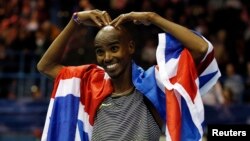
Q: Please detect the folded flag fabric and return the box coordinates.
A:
[154,33,221,141]
[41,65,113,141]
[41,32,221,141]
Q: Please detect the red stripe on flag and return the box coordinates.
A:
[166,49,199,141]
[166,88,181,141]
[80,69,113,125]
[197,49,214,75]
[51,65,91,98]
[176,49,198,102]
[52,65,113,125]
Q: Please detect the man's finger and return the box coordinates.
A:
[91,10,106,25]
[110,17,119,26]
[90,15,103,27]
[98,11,108,25]
[102,11,111,25]
[111,14,125,27]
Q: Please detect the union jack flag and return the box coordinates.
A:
[41,32,220,141]
[153,33,221,141]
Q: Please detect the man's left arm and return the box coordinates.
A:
[111,12,209,64]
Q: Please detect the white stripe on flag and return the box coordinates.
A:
[174,83,204,140]
[77,103,93,141]
[41,99,54,141]
[200,36,213,62]
[55,77,81,97]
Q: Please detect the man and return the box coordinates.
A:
[38,10,220,141]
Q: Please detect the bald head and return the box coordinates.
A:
[93,25,135,79]
[94,25,131,45]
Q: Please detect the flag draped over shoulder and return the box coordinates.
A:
[154,33,221,141]
[41,32,220,141]
[41,65,113,141]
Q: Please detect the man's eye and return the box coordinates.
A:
[111,46,119,52]
[95,49,104,56]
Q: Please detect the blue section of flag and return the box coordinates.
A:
[47,94,79,141]
[180,97,201,141]
[199,71,218,89]
[164,33,183,62]
[132,63,166,120]
[78,120,89,141]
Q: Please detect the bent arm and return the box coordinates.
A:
[111,12,209,64]
[149,13,208,63]
[37,10,111,79]
[37,19,78,79]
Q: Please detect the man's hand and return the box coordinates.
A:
[75,9,112,27]
[111,12,156,27]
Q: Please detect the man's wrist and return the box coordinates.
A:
[147,12,157,23]
[72,12,82,25]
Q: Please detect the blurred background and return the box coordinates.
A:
[0,0,250,140]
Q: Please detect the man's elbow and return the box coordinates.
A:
[192,42,209,64]
[200,43,208,57]
[36,62,52,77]
[37,62,61,79]
[37,62,45,73]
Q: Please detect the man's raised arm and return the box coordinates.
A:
[111,12,208,64]
[37,10,111,79]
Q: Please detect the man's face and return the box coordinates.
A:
[94,26,134,79]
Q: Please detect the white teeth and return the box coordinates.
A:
[107,64,117,69]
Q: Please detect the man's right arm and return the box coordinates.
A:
[37,18,78,79]
[37,10,111,79]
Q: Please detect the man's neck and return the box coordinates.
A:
[111,76,133,94]
[111,65,133,94]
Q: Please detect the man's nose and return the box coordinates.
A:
[104,52,112,63]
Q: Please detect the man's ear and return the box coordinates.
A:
[128,40,135,54]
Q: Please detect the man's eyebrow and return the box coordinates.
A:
[94,46,101,49]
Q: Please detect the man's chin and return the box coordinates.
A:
[106,72,119,79]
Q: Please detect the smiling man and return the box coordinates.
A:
[94,25,134,80]
[37,10,220,141]
[92,25,162,140]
